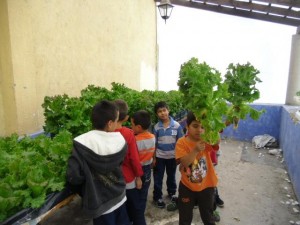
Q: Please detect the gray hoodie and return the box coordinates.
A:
[66,130,127,218]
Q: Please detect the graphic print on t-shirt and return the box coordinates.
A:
[187,157,207,183]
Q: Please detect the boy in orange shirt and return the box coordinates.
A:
[131,110,156,225]
[175,111,218,225]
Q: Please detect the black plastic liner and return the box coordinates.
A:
[0,188,74,225]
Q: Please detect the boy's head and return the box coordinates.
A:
[131,110,151,134]
[186,111,197,126]
[154,101,169,121]
[91,100,119,131]
[186,111,204,141]
[114,99,129,122]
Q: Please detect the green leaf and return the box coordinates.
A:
[178,58,228,144]
[0,131,73,222]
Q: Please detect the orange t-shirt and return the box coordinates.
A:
[175,137,218,192]
[135,131,155,166]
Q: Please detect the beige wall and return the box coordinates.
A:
[0,0,158,136]
[0,0,18,136]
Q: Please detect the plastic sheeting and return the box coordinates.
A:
[252,134,278,149]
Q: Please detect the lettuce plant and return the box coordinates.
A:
[178,58,264,144]
[224,63,265,128]
[178,58,229,144]
[0,130,72,222]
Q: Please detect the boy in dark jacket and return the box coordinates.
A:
[66,100,130,225]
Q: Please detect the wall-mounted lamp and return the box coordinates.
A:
[157,0,174,23]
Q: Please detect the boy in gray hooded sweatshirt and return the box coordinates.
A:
[66,100,130,225]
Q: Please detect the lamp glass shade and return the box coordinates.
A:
[158,2,174,20]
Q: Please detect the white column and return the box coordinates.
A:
[286,27,300,106]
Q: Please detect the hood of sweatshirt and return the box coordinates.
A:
[73,130,127,173]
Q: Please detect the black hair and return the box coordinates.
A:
[154,101,169,114]
[132,110,151,130]
[91,100,118,130]
[186,111,197,126]
[114,99,128,121]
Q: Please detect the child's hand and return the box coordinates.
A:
[180,165,191,176]
[212,143,220,151]
[152,157,156,168]
[136,177,142,189]
[195,141,205,153]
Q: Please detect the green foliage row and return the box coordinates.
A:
[178,58,265,144]
[0,130,73,222]
[42,82,186,137]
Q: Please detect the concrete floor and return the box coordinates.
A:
[15,140,300,225]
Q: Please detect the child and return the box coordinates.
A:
[131,110,156,225]
[114,99,144,225]
[210,142,223,222]
[211,128,225,208]
[66,100,130,225]
[175,111,218,225]
[211,144,224,207]
[152,101,184,208]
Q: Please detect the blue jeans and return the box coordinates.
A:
[93,202,130,225]
[153,157,177,201]
[126,164,151,225]
[140,164,152,212]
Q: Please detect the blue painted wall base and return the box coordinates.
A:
[221,104,300,201]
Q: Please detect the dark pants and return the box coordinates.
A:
[140,164,152,214]
[153,157,177,201]
[126,165,152,225]
[213,187,219,210]
[178,182,216,225]
[93,202,130,225]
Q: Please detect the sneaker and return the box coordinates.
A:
[213,210,220,222]
[166,195,178,211]
[166,202,177,211]
[216,196,224,207]
[153,199,166,208]
[170,195,178,203]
